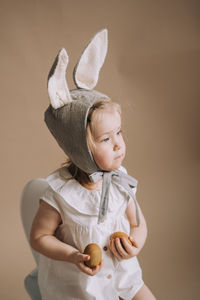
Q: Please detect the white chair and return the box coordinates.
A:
[20,178,49,300]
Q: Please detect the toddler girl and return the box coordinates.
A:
[29,29,156,300]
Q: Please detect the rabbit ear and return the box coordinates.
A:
[73,29,108,90]
[48,48,72,109]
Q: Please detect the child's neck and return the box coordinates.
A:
[82,179,102,191]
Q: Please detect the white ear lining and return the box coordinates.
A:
[73,29,108,90]
[48,48,72,109]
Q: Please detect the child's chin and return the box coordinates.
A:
[110,162,123,171]
[103,166,120,172]
[100,160,123,172]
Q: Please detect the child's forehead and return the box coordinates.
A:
[91,109,121,137]
[92,107,121,122]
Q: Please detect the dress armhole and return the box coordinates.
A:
[127,186,138,206]
[40,186,61,214]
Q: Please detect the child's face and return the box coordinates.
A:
[90,109,126,171]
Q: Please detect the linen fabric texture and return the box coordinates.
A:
[44,29,141,224]
[45,89,109,174]
[45,29,109,175]
[37,166,144,300]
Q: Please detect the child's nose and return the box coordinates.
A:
[113,142,121,151]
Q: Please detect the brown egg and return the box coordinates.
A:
[110,231,132,245]
[84,243,102,268]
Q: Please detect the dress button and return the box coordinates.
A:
[107,274,112,279]
[103,246,108,251]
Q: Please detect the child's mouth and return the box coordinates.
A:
[115,154,123,160]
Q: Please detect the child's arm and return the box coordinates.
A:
[30,200,103,275]
[126,198,147,250]
[109,198,147,260]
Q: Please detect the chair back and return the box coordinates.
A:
[20,178,48,265]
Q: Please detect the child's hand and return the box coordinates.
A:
[109,236,139,260]
[72,251,103,276]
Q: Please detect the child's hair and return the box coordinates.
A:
[61,98,121,185]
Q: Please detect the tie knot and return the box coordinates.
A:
[89,169,140,225]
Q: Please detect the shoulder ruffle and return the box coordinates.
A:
[45,167,71,193]
[45,167,100,216]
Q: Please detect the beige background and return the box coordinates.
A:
[0,0,199,299]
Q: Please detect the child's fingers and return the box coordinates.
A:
[82,254,91,261]
[90,259,104,274]
[129,236,138,248]
[114,238,129,257]
[109,239,123,260]
[121,237,138,257]
[77,253,90,263]
[109,237,138,259]
[77,259,103,276]
[77,261,93,275]
[121,238,134,252]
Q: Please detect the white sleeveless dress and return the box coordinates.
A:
[38,167,144,300]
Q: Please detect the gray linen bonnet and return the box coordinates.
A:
[44,29,140,224]
[45,29,110,174]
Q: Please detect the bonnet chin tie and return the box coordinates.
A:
[89,170,140,225]
[45,30,140,226]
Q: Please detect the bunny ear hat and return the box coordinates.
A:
[45,29,110,174]
[45,29,140,225]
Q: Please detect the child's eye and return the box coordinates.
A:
[102,137,109,142]
[117,130,122,135]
